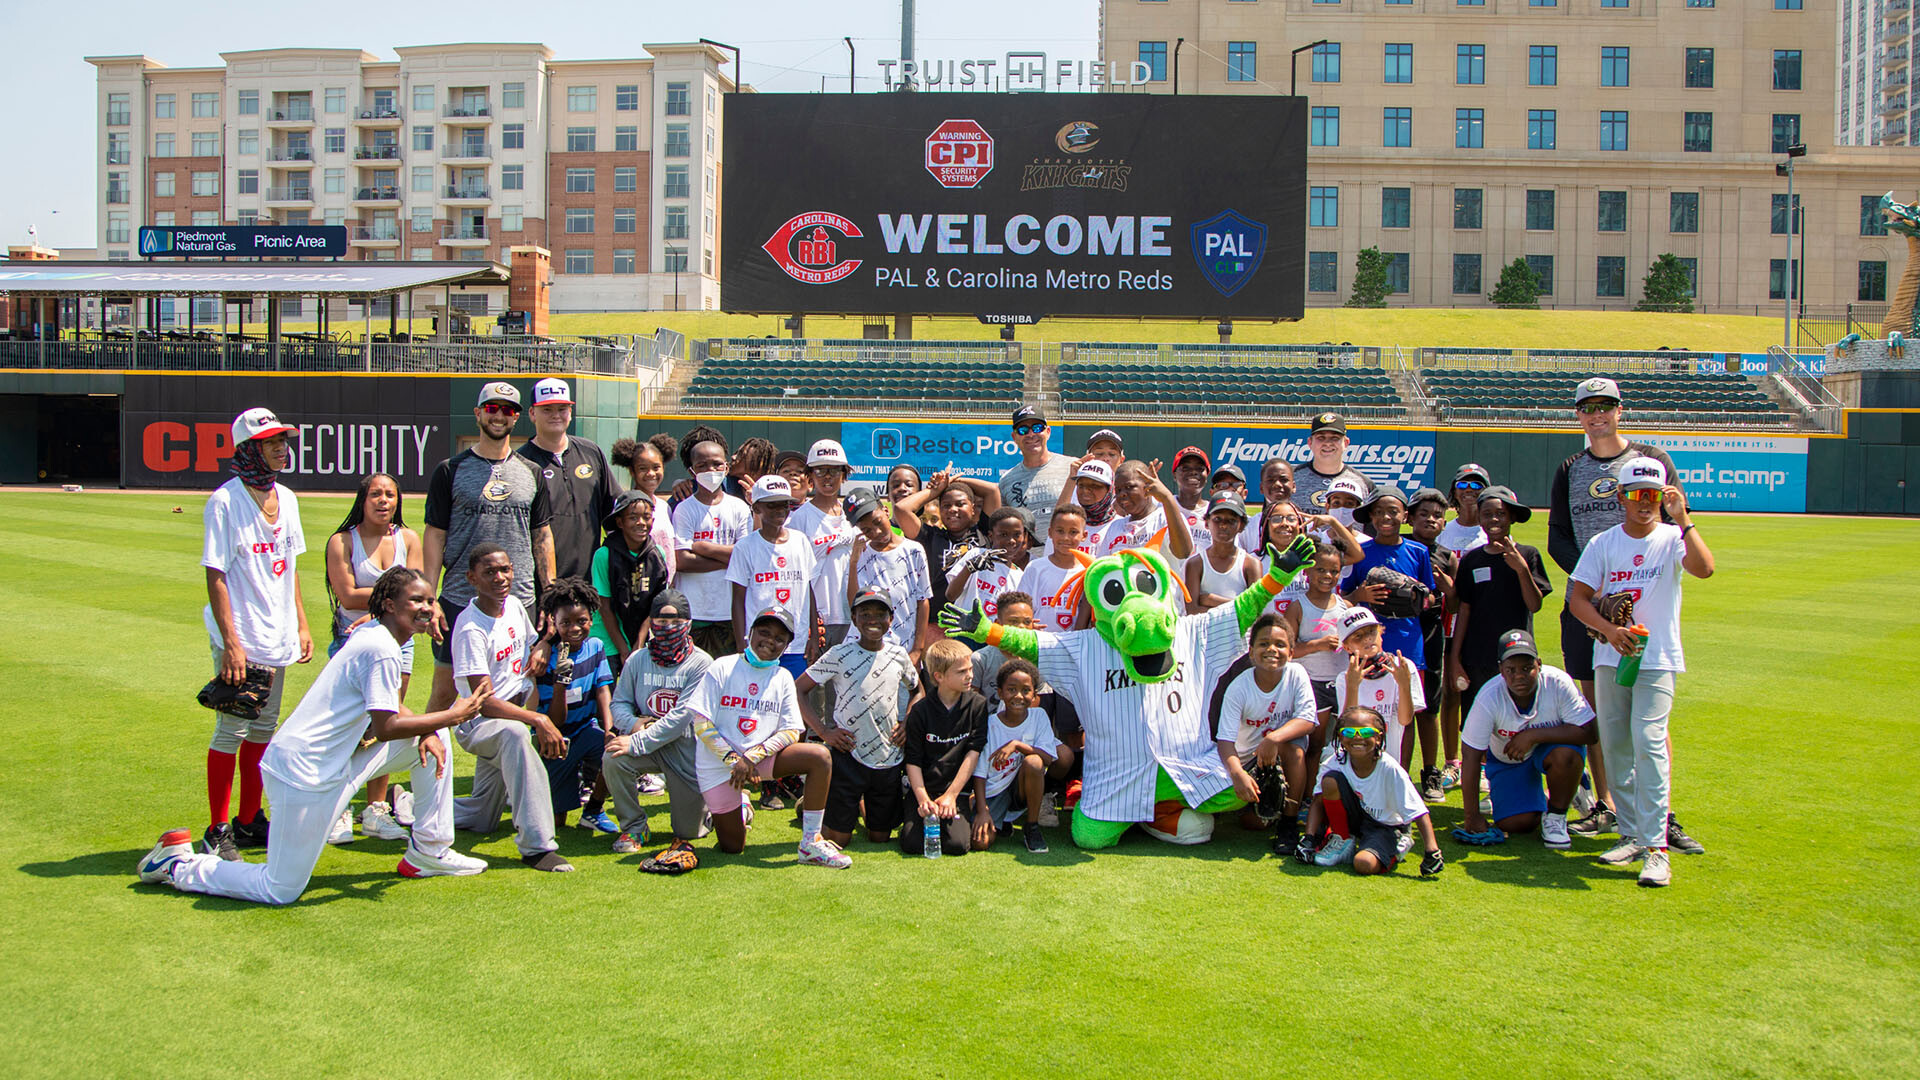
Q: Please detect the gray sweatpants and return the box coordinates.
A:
[206,648,286,752]
[1594,668,1674,849]
[603,745,710,841]
[452,717,557,856]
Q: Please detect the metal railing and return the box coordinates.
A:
[1416,346,1708,373]
[269,105,315,123]
[441,224,488,240]
[442,142,492,160]
[1061,341,1372,367]
[441,184,491,200]
[0,336,641,376]
[353,145,400,159]
[666,390,1017,419]
[443,103,493,118]
[706,338,1024,365]
[264,186,314,203]
[350,225,400,242]
[352,186,401,202]
[1766,345,1842,432]
[266,146,314,162]
[354,107,402,122]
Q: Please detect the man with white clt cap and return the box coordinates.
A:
[196,407,313,861]
[515,377,618,582]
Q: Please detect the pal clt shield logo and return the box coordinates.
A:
[1191,210,1267,298]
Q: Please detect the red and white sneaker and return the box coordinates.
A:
[138,828,195,884]
[397,843,488,878]
[797,835,851,869]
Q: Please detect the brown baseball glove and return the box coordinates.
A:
[1587,592,1636,641]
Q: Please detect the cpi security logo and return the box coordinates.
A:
[762,211,863,284]
[1191,210,1267,298]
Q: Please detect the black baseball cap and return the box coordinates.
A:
[1012,405,1046,427]
[774,449,807,471]
[845,489,885,523]
[1206,492,1248,521]
[1353,484,1408,528]
[1477,485,1533,522]
[1211,463,1247,485]
[850,587,894,614]
[1086,428,1123,452]
[603,489,653,528]
[1453,462,1491,486]
[1310,412,1347,436]
[751,607,795,636]
[1407,486,1448,512]
[1496,629,1540,662]
[649,589,691,620]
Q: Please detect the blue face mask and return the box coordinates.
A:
[742,647,780,669]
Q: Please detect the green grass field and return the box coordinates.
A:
[3,493,1915,1078]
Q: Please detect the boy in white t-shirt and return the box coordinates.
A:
[726,475,820,681]
[1457,630,1597,851]
[1331,607,1425,768]
[672,436,754,657]
[789,440,859,709]
[1297,707,1444,877]
[944,507,1029,619]
[845,490,932,658]
[1023,504,1088,633]
[1568,458,1714,888]
[795,589,919,848]
[970,658,1062,853]
[1214,614,1319,851]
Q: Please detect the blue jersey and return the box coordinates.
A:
[1341,536,1435,668]
[537,637,614,733]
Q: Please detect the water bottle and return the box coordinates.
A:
[1614,625,1650,687]
[923,814,942,859]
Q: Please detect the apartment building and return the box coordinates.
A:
[87,41,728,316]
[1837,0,1913,147]
[1103,0,1918,311]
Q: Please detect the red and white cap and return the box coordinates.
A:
[1075,459,1115,487]
[531,378,573,406]
[749,474,796,505]
[806,439,849,468]
[231,407,295,444]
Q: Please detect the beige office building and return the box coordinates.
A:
[1102,0,1919,312]
[87,42,729,316]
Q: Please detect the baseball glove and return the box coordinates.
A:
[1360,565,1429,620]
[197,663,276,720]
[1586,592,1636,642]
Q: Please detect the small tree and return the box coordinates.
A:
[1488,257,1542,309]
[1637,253,1696,313]
[1347,247,1391,308]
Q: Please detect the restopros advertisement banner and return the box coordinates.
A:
[1637,434,1808,513]
[839,420,1063,488]
[1211,426,1437,503]
[122,374,450,491]
[722,93,1307,320]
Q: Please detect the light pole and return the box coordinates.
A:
[1291,39,1331,98]
[846,37,855,93]
[1172,38,1184,95]
[1775,142,1806,348]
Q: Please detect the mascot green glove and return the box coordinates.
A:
[939,533,1320,849]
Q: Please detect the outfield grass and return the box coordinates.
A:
[2,493,1915,1078]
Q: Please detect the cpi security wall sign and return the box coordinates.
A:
[722,94,1307,320]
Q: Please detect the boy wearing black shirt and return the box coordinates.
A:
[1448,486,1551,714]
[899,639,989,856]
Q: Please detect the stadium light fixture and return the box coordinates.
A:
[1776,143,1807,347]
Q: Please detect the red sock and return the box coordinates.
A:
[237,741,269,823]
[1323,795,1351,839]
[207,749,237,826]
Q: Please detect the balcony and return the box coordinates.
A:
[442,103,493,120]
[266,146,315,165]
[105,189,129,205]
[264,186,315,206]
[1885,119,1910,142]
[353,107,402,126]
[441,184,491,203]
[349,224,401,245]
[267,105,315,126]
[1885,94,1909,118]
[440,224,489,244]
[351,185,402,205]
[105,110,130,127]
[106,149,130,165]
[353,144,401,160]
[1892,19,1913,39]
[1888,0,1911,17]
[442,142,492,160]
[1884,44,1910,71]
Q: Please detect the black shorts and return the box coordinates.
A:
[1311,679,1338,717]
[1329,770,1405,871]
[1560,606,1595,682]
[1460,664,1501,717]
[430,597,466,665]
[1418,667,1441,717]
[823,749,905,835]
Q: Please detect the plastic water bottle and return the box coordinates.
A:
[923,814,942,859]
[1614,626,1650,687]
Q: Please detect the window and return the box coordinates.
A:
[568,85,597,111]
[1860,260,1889,301]
[565,249,594,274]
[195,92,220,118]
[193,210,219,227]
[155,93,175,119]
[662,249,689,272]
[1457,45,1485,85]
[191,132,218,156]
[1863,195,1890,236]
[412,166,433,193]
[106,171,127,204]
[237,129,258,156]
[1601,0,1627,7]
[152,211,174,228]
[613,249,637,274]
[1773,50,1801,92]
[1772,194,1801,235]
[1529,46,1557,87]
[106,132,129,164]
[1771,114,1800,153]
[324,87,346,114]
[192,171,218,196]
[664,165,690,198]
[279,298,303,319]
[614,207,637,233]
[1684,112,1713,152]
[1453,254,1482,295]
[663,123,691,158]
[1309,186,1339,228]
[1386,253,1410,294]
[616,84,639,111]
[1597,256,1627,297]
[1138,42,1168,82]
[704,167,715,195]
[1528,110,1556,150]
[237,169,258,194]
[1312,43,1340,83]
[1601,47,1629,87]
[154,172,175,197]
[1382,187,1410,229]
[412,85,434,113]
[323,208,344,227]
[1228,42,1258,82]
[1670,192,1699,233]
[1526,189,1555,231]
[666,81,691,114]
[1384,43,1412,84]
[614,166,638,192]
[616,125,639,152]
[1769,258,1801,300]
[324,128,345,154]
[566,207,595,233]
[502,164,524,190]
[1775,0,1800,8]
[1455,109,1484,149]
[1454,188,1482,229]
[1526,254,1554,295]
[412,125,433,151]
[565,167,596,193]
[503,82,525,109]
[409,248,433,261]
[1383,108,1411,147]
[154,132,174,157]
[497,123,522,150]
[1600,111,1629,151]
[323,168,344,194]
[664,205,688,239]
[1597,189,1628,231]
[1308,251,1338,293]
[1685,48,1713,89]
[1687,0,1713,6]
[1458,0,1485,5]
[1311,107,1340,146]
[411,207,432,233]
[567,127,596,152]
[106,93,130,126]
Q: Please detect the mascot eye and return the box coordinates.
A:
[1100,576,1126,607]
[1132,566,1158,596]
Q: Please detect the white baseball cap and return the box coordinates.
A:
[1075,459,1115,487]
[1327,476,1368,501]
[1619,457,1668,491]
[476,381,521,408]
[749,474,796,505]
[806,439,849,468]
[1336,607,1381,641]
[231,407,295,444]
[531,378,573,407]
[1575,376,1622,405]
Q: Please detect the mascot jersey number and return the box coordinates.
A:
[941,534,1319,849]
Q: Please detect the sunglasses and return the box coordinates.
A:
[1337,726,1383,739]
[481,402,521,417]
[1454,479,1485,491]
[1621,487,1663,504]
[1013,423,1047,436]
[1578,401,1620,415]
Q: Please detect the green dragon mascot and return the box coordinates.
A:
[939,533,1320,849]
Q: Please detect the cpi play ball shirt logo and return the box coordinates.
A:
[926,119,994,188]
[763,212,863,284]
[1191,210,1268,298]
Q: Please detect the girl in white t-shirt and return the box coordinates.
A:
[1298,706,1443,878]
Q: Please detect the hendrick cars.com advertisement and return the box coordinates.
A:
[722,93,1307,320]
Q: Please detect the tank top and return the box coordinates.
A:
[1194,548,1248,600]
[334,526,408,636]
[1294,593,1350,682]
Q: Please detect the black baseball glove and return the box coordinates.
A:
[1360,565,1429,619]
[197,662,276,720]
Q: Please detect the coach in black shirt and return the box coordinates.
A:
[517,377,619,581]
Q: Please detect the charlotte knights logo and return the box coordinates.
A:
[1191,210,1267,298]
[763,212,863,284]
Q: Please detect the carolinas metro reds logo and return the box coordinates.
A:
[1633,554,1645,566]
[776,588,791,604]
[763,211,862,284]
[738,716,758,735]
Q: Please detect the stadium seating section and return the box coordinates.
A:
[1059,343,1399,418]
[682,339,1023,409]
[1421,368,1790,426]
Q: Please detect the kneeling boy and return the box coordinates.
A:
[1458,630,1596,851]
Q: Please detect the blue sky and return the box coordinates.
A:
[0,0,1099,251]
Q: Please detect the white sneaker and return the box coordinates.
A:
[1598,839,1647,865]
[1541,812,1572,850]
[1479,794,1494,815]
[396,843,487,878]
[1638,848,1671,887]
[138,828,195,884]
[1394,828,1414,857]
[1572,780,1596,816]
[325,808,355,844]
[1314,835,1356,867]
[1037,792,1060,828]
[361,801,407,840]
[392,786,415,826]
[797,835,852,868]
[637,773,666,795]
